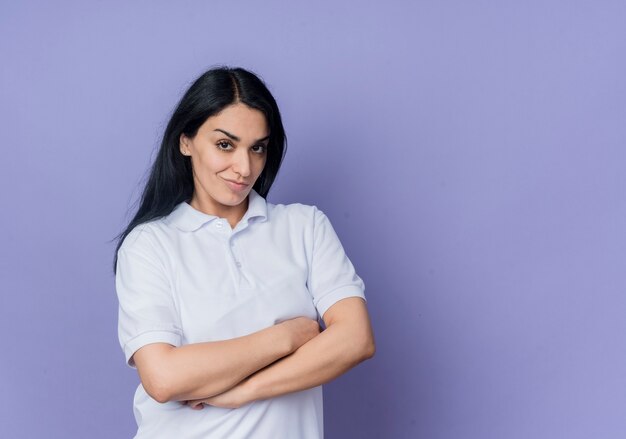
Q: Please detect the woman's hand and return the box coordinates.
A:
[183,317,320,410]
[280,316,321,352]
[184,378,254,410]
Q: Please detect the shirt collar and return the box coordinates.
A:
[165,188,268,232]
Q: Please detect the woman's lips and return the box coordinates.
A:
[223,178,249,192]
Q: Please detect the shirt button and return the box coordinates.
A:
[215,221,222,228]
[235,261,242,268]
[230,241,235,247]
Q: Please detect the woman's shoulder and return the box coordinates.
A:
[267,198,324,222]
[118,220,166,255]
[265,199,337,238]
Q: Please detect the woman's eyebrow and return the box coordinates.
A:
[214,128,270,143]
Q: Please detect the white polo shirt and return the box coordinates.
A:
[115,188,366,439]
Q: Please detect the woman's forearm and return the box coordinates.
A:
[193,298,375,408]
[246,316,375,402]
[134,317,319,403]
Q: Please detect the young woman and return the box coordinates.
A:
[113,66,375,438]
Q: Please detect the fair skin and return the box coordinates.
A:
[180,102,270,229]
[186,297,374,409]
[132,102,375,408]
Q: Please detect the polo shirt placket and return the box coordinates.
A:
[211,218,255,292]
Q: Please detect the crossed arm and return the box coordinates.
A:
[132,297,375,407]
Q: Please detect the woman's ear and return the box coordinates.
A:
[179,134,190,156]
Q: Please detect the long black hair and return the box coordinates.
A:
[111,66,287,274]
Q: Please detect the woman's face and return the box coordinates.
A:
[179,102,269,219]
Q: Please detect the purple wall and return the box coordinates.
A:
[2,1,625,437]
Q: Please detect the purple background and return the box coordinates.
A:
[1,1,625,438]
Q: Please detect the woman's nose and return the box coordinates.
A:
[232,150,251,178]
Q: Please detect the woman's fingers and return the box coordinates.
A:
[184,400,205,410]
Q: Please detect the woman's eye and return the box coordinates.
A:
[252,144,267,153]
[217,141,233,150]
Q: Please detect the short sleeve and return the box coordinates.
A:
[307,206,366,318]
[115,227,182,368]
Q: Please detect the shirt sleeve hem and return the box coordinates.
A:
[123,330,183,368]
[315,285,366,319]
